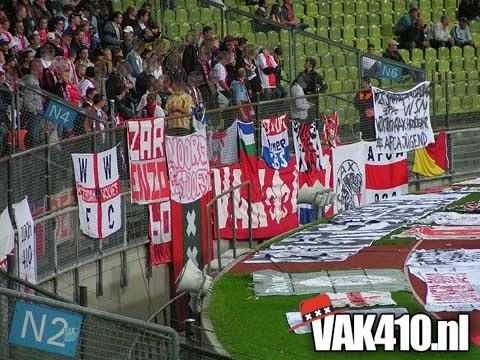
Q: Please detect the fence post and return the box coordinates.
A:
[230,191,237,259]
[9,90,17,155]
[247,182,253,249]
[289,28,295,87]
[7,254,15,289]
[45,133,51,211]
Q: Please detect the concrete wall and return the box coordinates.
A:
[41,245,171,321]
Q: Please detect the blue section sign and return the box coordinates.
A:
[376,61,403,82]
[9,300,83,357]
[44,101,77,129]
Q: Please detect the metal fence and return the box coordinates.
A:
[0,286,179,360]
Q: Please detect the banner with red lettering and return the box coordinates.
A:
[261,114,290,169]
[148,201,172,265]
[127,118,170,204]
[72,146,121,239]
[50,188,77,244]
[211,159,298,239]
[166,131,211,204]
[365,141,408,204]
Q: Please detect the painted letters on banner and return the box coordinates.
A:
[127,118,170,204]
[372,81,434,153]
[12,197,37,284]
[208,121,238,166]
[364,141,408,204]
[72,146,121,239]
[0,207,14,264]
[261,114,290,169]
[211,159,298,239]
[148,201,172,265]
[50,188,76,244]
[292,121,325,186]
[166,131,211,204]
[332,142,366,213]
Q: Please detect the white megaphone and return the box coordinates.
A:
[176,258,212,296]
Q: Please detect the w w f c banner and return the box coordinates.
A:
[72,146,121,239]
[372,82,434,153]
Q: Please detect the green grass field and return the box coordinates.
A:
[210,273,479,360]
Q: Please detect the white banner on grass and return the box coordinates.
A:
[12,197,37,284]
[372,81,434,153]
[72,146,122,239]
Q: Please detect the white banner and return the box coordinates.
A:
[72,146,121,239]
[372,81,434,153]
[332,142,366,213]
[12,197,37,284]
[0,207,15,263]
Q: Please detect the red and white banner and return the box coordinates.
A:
[31,197,47,257]
[148,201,172,265]
[0,207,14,266]
[211,159,298,239]
[50,188,77,244]
[365,141,408,204]
[166,131,211,204]
[72,146,121,239]
[398,225,480,240]
[208,121,238,166]
[127,118,170,204]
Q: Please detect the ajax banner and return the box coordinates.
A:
[372,82,434,153]
[72,146,121,239]
[127,118,170,204]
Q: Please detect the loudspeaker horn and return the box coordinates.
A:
[176,258,212,295]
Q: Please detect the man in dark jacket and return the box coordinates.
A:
[102,11,123,48]
[301,57,327,95]
[354,78,376,140]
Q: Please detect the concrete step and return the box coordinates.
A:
[208,248,250,271]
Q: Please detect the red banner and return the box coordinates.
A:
[211,159,298,239]
[127,118,170,204]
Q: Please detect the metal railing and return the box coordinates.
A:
[0,287,179,360]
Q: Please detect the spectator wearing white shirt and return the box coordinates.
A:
[291,74,312,121]
[212,51,233,107]
[256,44,278,100]
[431,15,454,48]
[451,17,474,47]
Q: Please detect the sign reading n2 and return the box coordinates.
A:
[72,146,121,239]
[9,301,83,357]
[127,118,170,204]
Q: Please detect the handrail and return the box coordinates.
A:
[206,181,252,275]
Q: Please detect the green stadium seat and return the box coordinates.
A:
[295,42,305,56]
[229,21,240,35]
[332,15,344,27]
[331,2,343,16]
[438,47,450,60]
[322,53,334,67]
[335,54,346,67]
[424,60,436,74]
[381,24,394,37]
[357,26,368,39]
[318,1,330,15]
[369,38,382,51]
[455,70,467,81]
[192,22,203,33]
[317,16,329,28]
[465,58,476,71]
[438,59,450,73]
[176,9,188,22]
[164,9,175,22]
[200,8,213,23]
[369,1,381,13]
[255,31,267,44]
[461,95,473,110]
[451,46,462,59]
[345,15,356,26]
[240,20,251,34]
[380,0,393,13]
[329,81,342,94]
[166,24,179,37]
[346,53,358,66]
[424,47,437,62]
[357,14,368,27]
[317,41,329,54]
[305,42,317,56]
[411,48,424,63]
[398,49,410,62]
[189,8,200,22]
[303,16,315,28]
[464,45,476,59]
[343,27,356,42]
[344,1,356,14]
[335,107,346,122]
[330,28,342,40]
[436,98,446,114]
[178,23,190,36]
[394,0,407,12]
[316,27,328,38]
[369,25,381,38]
[345,104,358,120]
[392,12,403,25]
[267,30,279,42]
[329,45,343,54]
[449,97,461,113]
[337,67,348,80]
[280,30,289,43]
[356,38,368,51]
[434,83,443,98]
[305,3,318,16]
[474,94,480,110]
[356,1,368,14]
[294,3,305,17]
[348,66,359,79]
[325,68,336,82]
[369,14,380,25]
[455,82,466,97]
[381,14,393,25]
